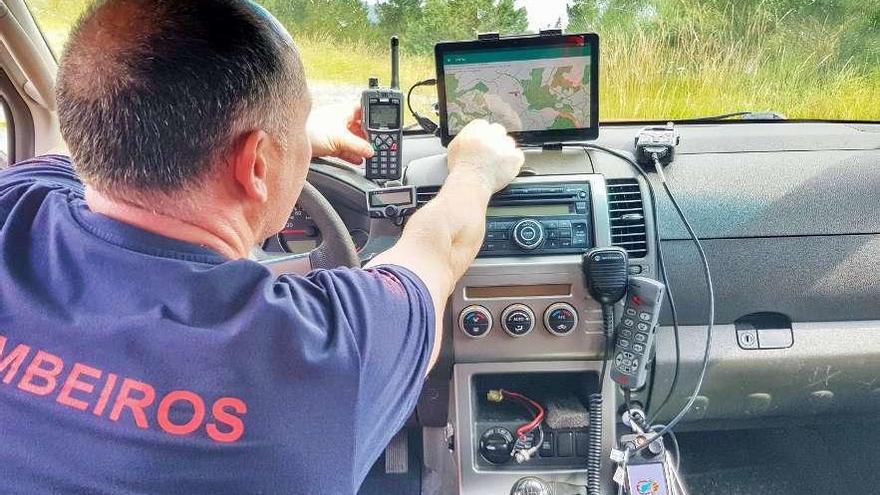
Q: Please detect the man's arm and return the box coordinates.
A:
[366,120,524,370]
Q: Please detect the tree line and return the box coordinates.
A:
[259,0,878,67]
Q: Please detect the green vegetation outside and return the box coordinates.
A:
[24,0,880,121]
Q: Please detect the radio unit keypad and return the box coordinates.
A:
[480,181,593,257]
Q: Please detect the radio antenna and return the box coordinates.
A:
[390,36,400,90]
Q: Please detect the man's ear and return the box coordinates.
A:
[232,130,272,203]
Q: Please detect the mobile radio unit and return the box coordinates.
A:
[480,180,593,257]
[362,36,404,181]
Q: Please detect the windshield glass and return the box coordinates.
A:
[27,0,880,122]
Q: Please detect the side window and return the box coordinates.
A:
[26,1,90,57]
[0,104,8,169]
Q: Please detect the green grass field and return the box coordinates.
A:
[26,1,880,122]
[297,33,880,122]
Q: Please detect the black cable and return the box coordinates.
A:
[631,154,714,453]
[597,303,615,395]
[649,424,680,471]
[575,143,714,455]
[586,393,603,495]
[646,242,682,421]
[623,388,633,424]
[406,79,438,134]
[578,143,683,421]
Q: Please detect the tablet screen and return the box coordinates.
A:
[436,34,598,145]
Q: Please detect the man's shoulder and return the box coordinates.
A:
[0,155,81,224]
[1,154,81,200]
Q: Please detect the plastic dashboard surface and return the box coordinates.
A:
[402,122,880,327]
[312,121,880,426]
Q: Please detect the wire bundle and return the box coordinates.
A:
[498,390,545,438]
[487,389,546,464]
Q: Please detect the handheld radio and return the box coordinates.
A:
[362,36,404,181]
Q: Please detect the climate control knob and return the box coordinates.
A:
[512,219,544,250]
[501,304,535,337]
[544,302,579,336]
[459,305,492,339]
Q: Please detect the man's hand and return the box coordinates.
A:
[447,120,524,193]
[307,104,375,164]
[367,119,523,372]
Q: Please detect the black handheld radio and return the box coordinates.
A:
[362,36,404,181]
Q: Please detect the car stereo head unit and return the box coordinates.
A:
[435,33,599,146]
[480,180,593,257]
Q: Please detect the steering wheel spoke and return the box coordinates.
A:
[254,181,360,276]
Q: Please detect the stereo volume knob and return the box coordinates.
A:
[512,219,544,250]
[459,305,492,339]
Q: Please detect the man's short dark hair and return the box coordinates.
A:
[57,0,306,200]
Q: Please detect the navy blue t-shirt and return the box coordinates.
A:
[0,156,435,494]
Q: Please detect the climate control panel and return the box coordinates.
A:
[460,303,579,339]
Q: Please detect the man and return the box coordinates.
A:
[0,1,522,493]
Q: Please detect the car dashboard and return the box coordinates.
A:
[287,121,880,494]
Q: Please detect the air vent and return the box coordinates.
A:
[606,178,647,258]
[416,185,441,207]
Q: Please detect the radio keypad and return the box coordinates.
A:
[366,132,401,180]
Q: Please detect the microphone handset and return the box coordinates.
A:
[582,247,666,390]
[582,247,629,337]
[610,277,666,390]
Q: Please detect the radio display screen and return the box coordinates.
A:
[369,189,414,207]
[368,103,400,128]
[486,204,569,217]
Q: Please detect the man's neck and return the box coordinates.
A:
[84,186,255,259]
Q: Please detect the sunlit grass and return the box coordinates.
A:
[298,30,880,121]
[596,15,880,121]
[296,35,437,122]
[25,0,880,122]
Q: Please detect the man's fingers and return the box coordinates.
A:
[351,105,364,122]
[348,122,369,140]
[338,133,374,160]
[337,150,368,165]
[347,105,369,139]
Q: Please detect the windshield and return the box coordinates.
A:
[27,0,880,122]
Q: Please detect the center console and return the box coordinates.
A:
[407,143,657,494]
[415,29,658,495]
[447,173,621,494]
[453,362,618,494]
[453,174,610,363]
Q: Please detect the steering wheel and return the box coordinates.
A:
[251,181,360,276]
